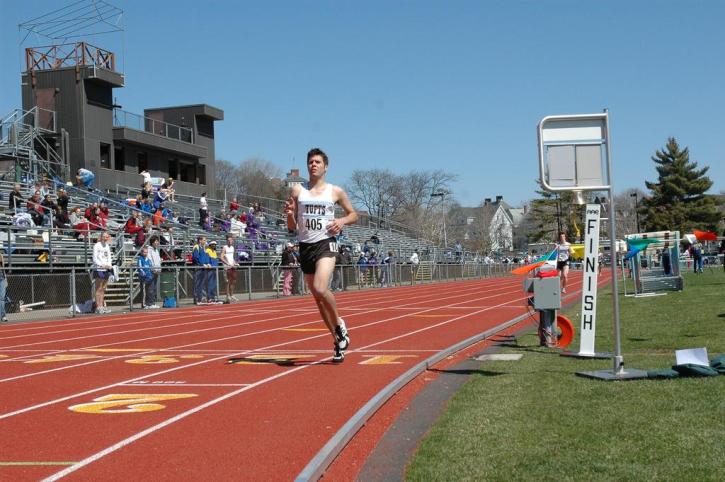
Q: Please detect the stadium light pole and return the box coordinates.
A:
[430,191,448,248]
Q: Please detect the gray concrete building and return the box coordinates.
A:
[20,42,222,196]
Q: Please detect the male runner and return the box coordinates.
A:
[285,148,358,363]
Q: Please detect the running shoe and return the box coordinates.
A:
[334,324,349,351]
[332,343,345,363]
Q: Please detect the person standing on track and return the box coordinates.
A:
[92,231,113,313]
[556,231,572,293]
[285,148,358,363]
[221,235,238,302]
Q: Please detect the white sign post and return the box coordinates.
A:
[538,110,646,379]
[561,204,610,359]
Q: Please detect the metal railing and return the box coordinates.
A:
[25,42,115,72]
[112,109,193,144]
[0,262,515,323]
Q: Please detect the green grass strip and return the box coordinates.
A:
[407,271,725,481]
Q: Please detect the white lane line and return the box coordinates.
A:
[0,279,529,420]
[0,276,509,339]
[40,280,541,481]
[0,276,502,349]
[119,383,251,387]
[0,279,521,383]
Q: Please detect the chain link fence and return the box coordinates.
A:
[0,261,515,323]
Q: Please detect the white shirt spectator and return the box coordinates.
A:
[200,195,208,211]
[409,252,420,265]
[148,245,162,272]
[140,170,151,185]
[93,240,113,270]
[222,245,236,266]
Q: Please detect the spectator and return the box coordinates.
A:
[206,240,220,303]
[76,168,95,188]
[141,181,152,200]
[92,231,113,314]
[409,249,420,283]
[8,184,24,213]
[690,241,704,274]
[148,236,162,307]
[124,210,145,246]
[357,253,368,286]
[381,251,394,287]
[137,246,155,309]
[54,206,71,231]
[40,194,57,227]
[191,235,212,304]
[70,207,90,238]
[39,180,52,197]
[368,251,379,286]
[140,170,151,186]
[0,252,8,322]
[160,177,175,202]
[292,244,306,295]
[229,197,240,213]
[26,191,43,226]
[56,187,69,213]
[240,210,248,224]
[221,235,238,302]
[281,242,296,296]
[199,192,208,224]
[153,187,168,210]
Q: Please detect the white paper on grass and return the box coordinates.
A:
[675,347,709,367]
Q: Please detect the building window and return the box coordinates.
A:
[100,143,110,168]
[137,152,148,173]
[168,159,178,180]
[114,147,125,171]
[179,162,194,182]
[198,165,206,185]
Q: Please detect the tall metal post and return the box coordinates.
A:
[604,110,624,374]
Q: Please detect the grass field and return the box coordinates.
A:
[407,270,725,481]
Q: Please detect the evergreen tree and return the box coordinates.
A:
[528,183,580,243]
[640,138,721,233]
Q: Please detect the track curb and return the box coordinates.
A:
[294,310,531,481]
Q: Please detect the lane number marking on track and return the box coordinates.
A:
[68,394,198,414]
[125,355,204,364]
[359,355,417,365]
[24,354,100,364]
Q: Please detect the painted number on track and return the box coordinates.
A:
[125,355,204,364]
[68,393,198,414]
[359,355,417,365]
[25,354,100,364]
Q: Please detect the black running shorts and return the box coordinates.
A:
[299,237,338,274]
[557,260,570,270]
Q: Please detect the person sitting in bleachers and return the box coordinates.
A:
[56,188,70,213]
[8,184,24,213]
[153,204,168,227]
[70,207,91,238]
[160,178,175,202]
[124,210,144,236]
[141,181,153,201]
[53,206,71,232]
[40,194,57,227]
[140,198,154,214]
[26,191,43,226]
[229,198,240,213]
[230,215,246,237]
[153,187,168,210]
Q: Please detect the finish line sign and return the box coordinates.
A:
[578,204,601,355]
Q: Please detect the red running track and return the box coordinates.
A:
[0,273,589,481]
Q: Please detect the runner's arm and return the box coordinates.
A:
[285,185,301,231]
[328,187,358,234]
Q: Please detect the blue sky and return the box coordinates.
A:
[2,0,723,207]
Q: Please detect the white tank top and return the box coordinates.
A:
[297,184,336,243]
